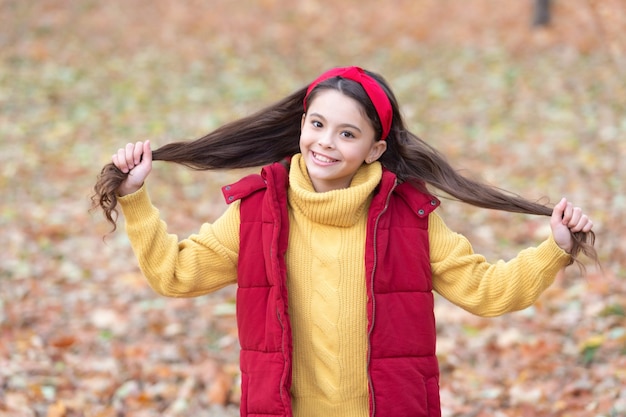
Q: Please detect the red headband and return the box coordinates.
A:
[304,66,393,141]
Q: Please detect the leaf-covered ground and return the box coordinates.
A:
[1,1,625,416]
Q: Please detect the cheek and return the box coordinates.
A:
[299,126,313,146]
[298,130,309,152]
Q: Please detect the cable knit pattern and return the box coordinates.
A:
[310,226,342,398]
[286,155,380,414]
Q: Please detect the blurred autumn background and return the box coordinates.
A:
[1,0,625,416]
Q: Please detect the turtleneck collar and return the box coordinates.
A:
[287,153,383,227]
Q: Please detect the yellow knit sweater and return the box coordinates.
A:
[118,154,570,417]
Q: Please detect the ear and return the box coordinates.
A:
[301,113,306,130]
[367,140,387,163]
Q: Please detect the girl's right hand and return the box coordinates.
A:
[112,140,153,196]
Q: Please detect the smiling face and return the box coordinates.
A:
[299,89,387,193]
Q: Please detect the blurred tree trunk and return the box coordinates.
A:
[532,0,552,27]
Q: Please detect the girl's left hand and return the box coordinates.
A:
[550,197,594,253]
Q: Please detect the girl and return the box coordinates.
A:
[93,66,596,417]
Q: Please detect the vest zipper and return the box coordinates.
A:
[367,180,397,417]
[277,307,288,412]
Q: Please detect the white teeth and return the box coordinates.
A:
[314,153,336,163]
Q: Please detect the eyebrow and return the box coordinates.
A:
[309,112,363,133]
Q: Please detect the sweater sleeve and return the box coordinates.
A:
[428,212,571,317]
[117,184,240,297]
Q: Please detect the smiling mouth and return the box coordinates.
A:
[312,152,338,163]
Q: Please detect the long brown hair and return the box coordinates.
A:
[92,70,597,268]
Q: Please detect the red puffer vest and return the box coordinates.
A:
[222,161,441,417]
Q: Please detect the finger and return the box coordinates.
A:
[125,143,136,170]
[112,153,123,173]
[562,201,574,225]
[551,197,567,225]
[143,140,152,164]
[133,141,144,165]
[116,147,130,173]
[571,214,593,233]
[567,207,583,228]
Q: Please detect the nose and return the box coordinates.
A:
[318,131,334,149]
